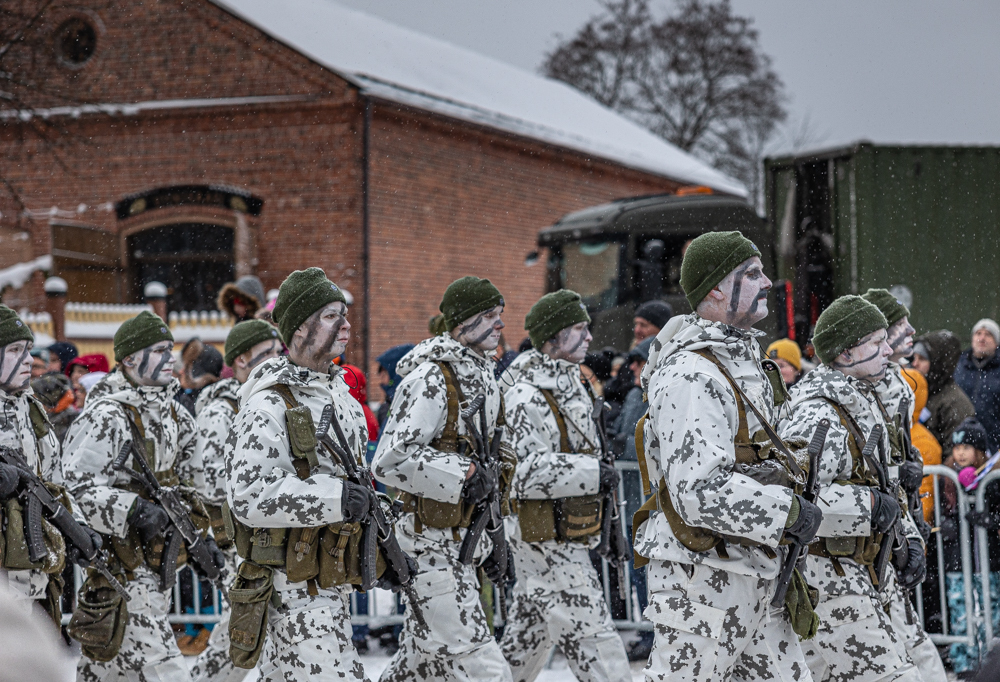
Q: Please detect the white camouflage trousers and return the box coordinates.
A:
[189,549,250,682]
[77,569,192,682]
[879,568,947,682]
[498,530,630,682]
[258,577,367,682]
[379,525,512,682]
[643,559,812,682]
[801,555,920,682]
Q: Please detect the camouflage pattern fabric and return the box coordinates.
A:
[779,364,920,682]
[373,335,510,681]
[227,357,369,679]
[875,364,915,426]
[496,349,629,681]
[635,315,808,681]
[643,560,811,681]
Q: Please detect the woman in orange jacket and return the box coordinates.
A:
[902,367,941,521]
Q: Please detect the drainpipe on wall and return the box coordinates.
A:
[44,277,67,341]
[362,96,371,376]
[233,210,256,278]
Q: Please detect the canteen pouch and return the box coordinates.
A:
[285,526,321,583]
[784,567,820,640]
[229,561,275,670]
[69,571,129,662]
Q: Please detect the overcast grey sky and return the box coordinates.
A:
[333,0,1000,153]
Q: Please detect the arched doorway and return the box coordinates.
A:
[128,223,233,312]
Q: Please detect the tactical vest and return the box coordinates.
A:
[224,383,384,591]
[397,361,516,539]
[515,387,604,544]
[805,398,884,581]
[633,349,803,567]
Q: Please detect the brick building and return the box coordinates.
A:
[0,0,743,386]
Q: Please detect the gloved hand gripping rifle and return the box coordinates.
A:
[457,394,513,621]
[0,446,130,602]
[592,397,630,601]
[112,440,221,592]
[771,418,830,607]
[861,424,906,591]
[315,404,415,594]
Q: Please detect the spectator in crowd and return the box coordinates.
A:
[955,318,1000,451]
[766,338,803,386]
[374,344,415,429]
[581,347,615,398]
[176,341,223,415]
[913,330,976,460]
[47,340,77,373]
[64,354,110,409]
[901,368,942,522]
[217,275,266,322]
[29,372,79,443]
[29,348,51,378]
[939,417,1000,678]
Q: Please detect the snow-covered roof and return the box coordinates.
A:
[0,255,51,291]
[211,0,747,197]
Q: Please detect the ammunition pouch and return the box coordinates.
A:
[809,533,882,567]
[2,494,67,574]
[784,567,820,640]
[399,492,475,531]
[516,494,604,544]
[229,561,277,670]
[109,485,210,576]
[69,571,129,662]
[206,503,232,549]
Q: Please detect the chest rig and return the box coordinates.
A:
[633,349,803,566]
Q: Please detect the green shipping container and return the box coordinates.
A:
[765,143,1000,343]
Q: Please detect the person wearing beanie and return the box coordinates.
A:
[955,318,1000,453]
[375,343,416,429]
[188,319,282,682]
[492,292,630,680]
[217,274,267,323]
[226,267,412,679]
[62,311,224,681]
[766,339,803,386]
[373,275,515,682]
[633,300,673,345]
[915,330,976,463]
[0,305,102,626]
[636,232,822,681]
[778,295,929,682]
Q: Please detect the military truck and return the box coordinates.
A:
[538,192,774,351]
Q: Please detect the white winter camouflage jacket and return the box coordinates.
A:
[195,378,240,506]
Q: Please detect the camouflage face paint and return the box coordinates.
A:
[454,305,504,354]
[0,341,32,394]
[126,341,175,386]
[833,329,892,382]
[723,258,771,329]
[546,322,592,364]
[886,316,915,360]
[246,339,281,371]
[289,303,350,371]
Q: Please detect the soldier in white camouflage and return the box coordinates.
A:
[497,289,631,682]
[373,276,515,682]
[226,268,390,682]
[862,289,947,682]
[634,231,822,682]
[0,305,101,623]
[63,311,223,682]
[778,295,922,682]
[189,320,282,682]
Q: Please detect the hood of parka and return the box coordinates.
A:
[787,363,873,418]
[499,348,582,394]
[238,355,353,407]
[640,313,767,394]
[195,377,240,417]
[918,330,963,397]
[84,365,181,410]
[395,332,494,379]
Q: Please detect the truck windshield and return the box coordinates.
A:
[559,240,621,312]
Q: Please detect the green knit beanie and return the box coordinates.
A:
[0,305,34,348]
[225,320,281,366]
[812,295,888,364]
[114,311,173,362]
[273,268,347,345]
[680,231,761,309]
[525,290,591,349]
[439,277,504,330]
[861,288,910,327]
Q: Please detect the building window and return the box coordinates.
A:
[55,18,97,66]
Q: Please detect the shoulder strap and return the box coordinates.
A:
[694,350,750,445]
[693,349,803,479]
[27,399,51,440]
[223,397,239,413]
[821,397,867,451]
[268,384,313,481]
[433,361,463,452]
[635,412,652,496]
[538,388,571,453]
[121,403,146,440]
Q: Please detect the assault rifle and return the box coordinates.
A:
[897,398,925,520]
[770,418,830,607]
[0,446,130,602]
[861,424,906,591]
[457,394,513,621]
[315,404,415,594]
[592,397,630,601]
[113,440,221,592]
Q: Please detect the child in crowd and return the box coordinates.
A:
[941,417,1000,677]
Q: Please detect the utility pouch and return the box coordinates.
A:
[318,522,386,588]
[416,497,474,530]
[3,497,66,573]
[228,561,275,670]
[555,495,603,541]
[286,405,319,475]
[224,501,252,559]
[111,525,145,572]
[762,359,790,406]
[285,526,321,583]
[207,504,232,549]
[69,571,129,662]
[249,528,288,566]
[517,500,557,543]
[784,567,820,640]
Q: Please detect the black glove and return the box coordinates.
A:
[898,460,924,496]
[896,538,927,590]
[966,509,1000,532]
[482,549,515,586]
[938,517,958,544]
[0,462,22,500]
[599,461,620,495]
[462,464,497,506]
[783,495,823,545]
[66,524,103,568]
[377,553,419,593]
[129,498,170,544]
[192,536,226,577]
[870,490,901,534]
[916,516,933,544]
[341,481,372,524]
